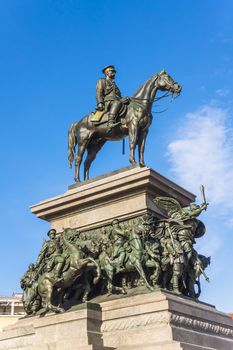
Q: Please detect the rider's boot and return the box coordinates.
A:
[107,113,120,132]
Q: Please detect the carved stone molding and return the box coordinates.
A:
[170,313,233,338]
[101,312,170,332]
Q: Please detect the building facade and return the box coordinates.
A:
[0,293,25,332]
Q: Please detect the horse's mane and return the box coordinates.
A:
[132,74,158,99]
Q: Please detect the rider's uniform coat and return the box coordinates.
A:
[96,77,122,105]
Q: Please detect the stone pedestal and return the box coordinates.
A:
[8,166,232,349]
[1,291,233,350]
[30,166,195,233]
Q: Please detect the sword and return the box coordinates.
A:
[165,222,175,249]
[200,184,208,210]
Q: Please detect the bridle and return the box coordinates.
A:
[130,73,181,113]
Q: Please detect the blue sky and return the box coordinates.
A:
[0,0,233,312]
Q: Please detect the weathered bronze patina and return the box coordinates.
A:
[68,68,181,182]
[21,190,210,315]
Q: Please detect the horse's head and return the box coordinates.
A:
[157,69,182,94]
[63,227,74,238]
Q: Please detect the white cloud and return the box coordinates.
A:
[215,89,229,97]
[167,105,233,209]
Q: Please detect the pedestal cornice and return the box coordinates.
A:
[30,166,195,233]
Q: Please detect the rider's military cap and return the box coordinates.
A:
[47,228,57,237]
[102,65,116,74]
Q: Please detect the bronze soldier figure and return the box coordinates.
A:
[36,229,65,283]
[96,65,129,131]
[160,228,185,294]
[20,263,40,314]
[110,219,128,272]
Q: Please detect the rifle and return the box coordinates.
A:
[199,265,210,282]
[164,221,187,289]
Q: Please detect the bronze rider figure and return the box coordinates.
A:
[96,65,129,131]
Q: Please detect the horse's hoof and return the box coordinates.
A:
[139,162,145,167]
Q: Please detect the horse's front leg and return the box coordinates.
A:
[138,129,148,167]
[82,272,91,303]
[41,284,64,314]
[134,260,154,291]
[128,122,138,165]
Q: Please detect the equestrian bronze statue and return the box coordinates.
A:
[68,67,182,182]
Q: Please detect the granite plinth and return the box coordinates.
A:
[1,291,233,350]
[30,166,195,233]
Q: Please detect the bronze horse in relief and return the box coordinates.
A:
[68,70,181,182]
[37,231,101,314]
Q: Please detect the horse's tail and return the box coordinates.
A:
[68,122,78,168]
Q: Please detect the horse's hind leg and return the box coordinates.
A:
[104,267,125,295]
[135,260,154,291]
[82,273,91,302]
[84,139,106,181]
[74,131,92,182]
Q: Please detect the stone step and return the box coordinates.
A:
[180,343,217,350]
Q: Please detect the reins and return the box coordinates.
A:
[131,91,171,103]
[152,92,180,114]
[131,91,180,114]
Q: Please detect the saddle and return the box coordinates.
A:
[90,104,128,126]
[90,110,105,123]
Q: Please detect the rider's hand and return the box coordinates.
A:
[201,203,208,210]
[97,103,104,111]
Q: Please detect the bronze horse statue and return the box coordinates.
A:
[37,230,101,314]
[68,70,181,182]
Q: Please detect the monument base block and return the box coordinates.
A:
[30,166,195,233]
[1,291,233,350]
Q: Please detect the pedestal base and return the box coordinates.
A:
[30,166,195,233]
[1,291,233,350]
